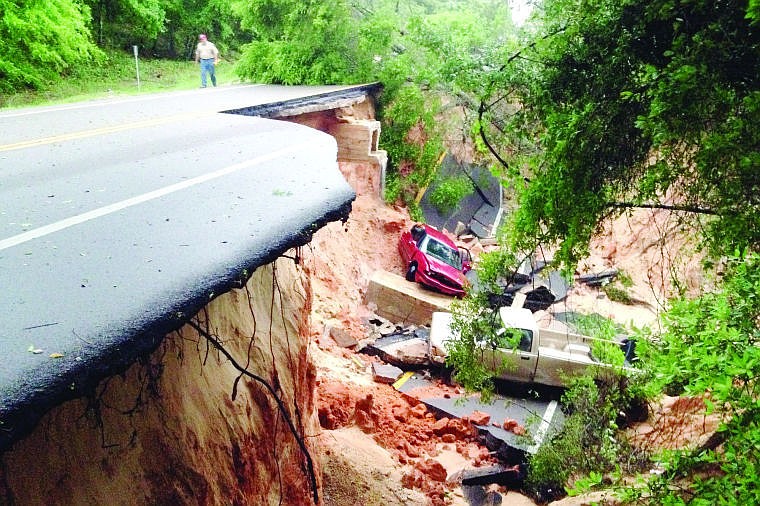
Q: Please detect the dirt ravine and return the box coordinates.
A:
[303,193,533,505]
[305,188,714,505]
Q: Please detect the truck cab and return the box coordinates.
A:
[430,307,608,388]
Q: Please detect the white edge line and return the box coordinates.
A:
[0,140,314,252]
[527,399,558,453]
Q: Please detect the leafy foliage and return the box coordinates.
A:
[526,350,643,502]
[428,175,475,215]
[379,83,445,205]
[375,0,518,207]
[445,295,503,399]
[528,369,647,502]
[490,0,760,267]
[233,0,374,85]
[602,284,634,305]
[0,0,102,92]
[159,0,245,60]
[627,254,760,504]
[571,313,628,367]
[0,0,246,95]
[85,0,167,45]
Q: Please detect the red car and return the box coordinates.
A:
[398,224,472,297]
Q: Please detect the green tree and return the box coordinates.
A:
[485,0,760,266]
[233,0,375,84]
[0,0,102,92]
[85,0,167,47]
[78,0,245,59]
[160,0,246,60]
[469,2,760,500]
[375,0,517,206]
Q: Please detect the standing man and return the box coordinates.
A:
[195,34,219,88]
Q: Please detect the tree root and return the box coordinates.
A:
[186,319,319,505]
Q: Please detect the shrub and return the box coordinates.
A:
[428,176,474,215]
[602,283,633,304]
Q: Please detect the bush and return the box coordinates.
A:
[428,176,474,215]
[602,283,633,304]
[525,314,645,501]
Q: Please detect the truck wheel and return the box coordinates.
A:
[406,263,417,282]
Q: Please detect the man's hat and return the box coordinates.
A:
[199,34,207,40]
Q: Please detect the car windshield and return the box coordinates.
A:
[420,235,462,270]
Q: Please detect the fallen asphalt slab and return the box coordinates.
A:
[393,373,564,463]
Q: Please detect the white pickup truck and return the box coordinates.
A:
[429,307,629,388]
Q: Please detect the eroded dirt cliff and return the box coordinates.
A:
[0,258,321,505]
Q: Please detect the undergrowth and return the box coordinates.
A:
[525,371,648,502]
[429,175,474,215]
[0,51,239,109]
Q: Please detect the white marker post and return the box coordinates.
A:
[133,45,141,91]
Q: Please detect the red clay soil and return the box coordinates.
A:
[316,376,495,505]
[628,394,721,451]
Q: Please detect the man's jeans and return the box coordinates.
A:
[200,59,216,87]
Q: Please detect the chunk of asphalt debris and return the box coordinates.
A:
[365,316,401,337]
[578,268,619,286]
[462,486,503,506]
[372,362,403,384]
[362,324,432,366]
[459,464,525,487]
[366,334,430,366]
[330,326,358,349]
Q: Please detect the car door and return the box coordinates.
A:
[458,246,473,272]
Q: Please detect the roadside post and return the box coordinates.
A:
[133,45,141,91]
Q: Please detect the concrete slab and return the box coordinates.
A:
[469,220,492,240]
[365,270,454,326]
[372,362,403,384]
[472,203,501,227]
[363,328,431,367]
[460,464,524,487]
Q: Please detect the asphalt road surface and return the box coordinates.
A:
[0,84,371,451]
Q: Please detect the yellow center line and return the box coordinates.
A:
[392,371,415,390]
[0,109,217,153]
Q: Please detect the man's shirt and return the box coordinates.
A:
[196,41,219,60]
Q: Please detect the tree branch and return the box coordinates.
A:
[476,24,569,180]
[606,202,720,215]
[478,100,518,177]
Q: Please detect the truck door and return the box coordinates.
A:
[488,329,538,383]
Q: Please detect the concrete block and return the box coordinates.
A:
[332,120,381,161]
[372,362,403,384]
[365,270,453,326]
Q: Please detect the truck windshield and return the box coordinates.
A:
[420,236,462,270]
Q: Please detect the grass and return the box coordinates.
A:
[0,51,243,110]
[602,283,634,304]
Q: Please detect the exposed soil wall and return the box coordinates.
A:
[0,96,389,506]
[0,256,321,506]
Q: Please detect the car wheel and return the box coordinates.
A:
[406,262,417,282]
